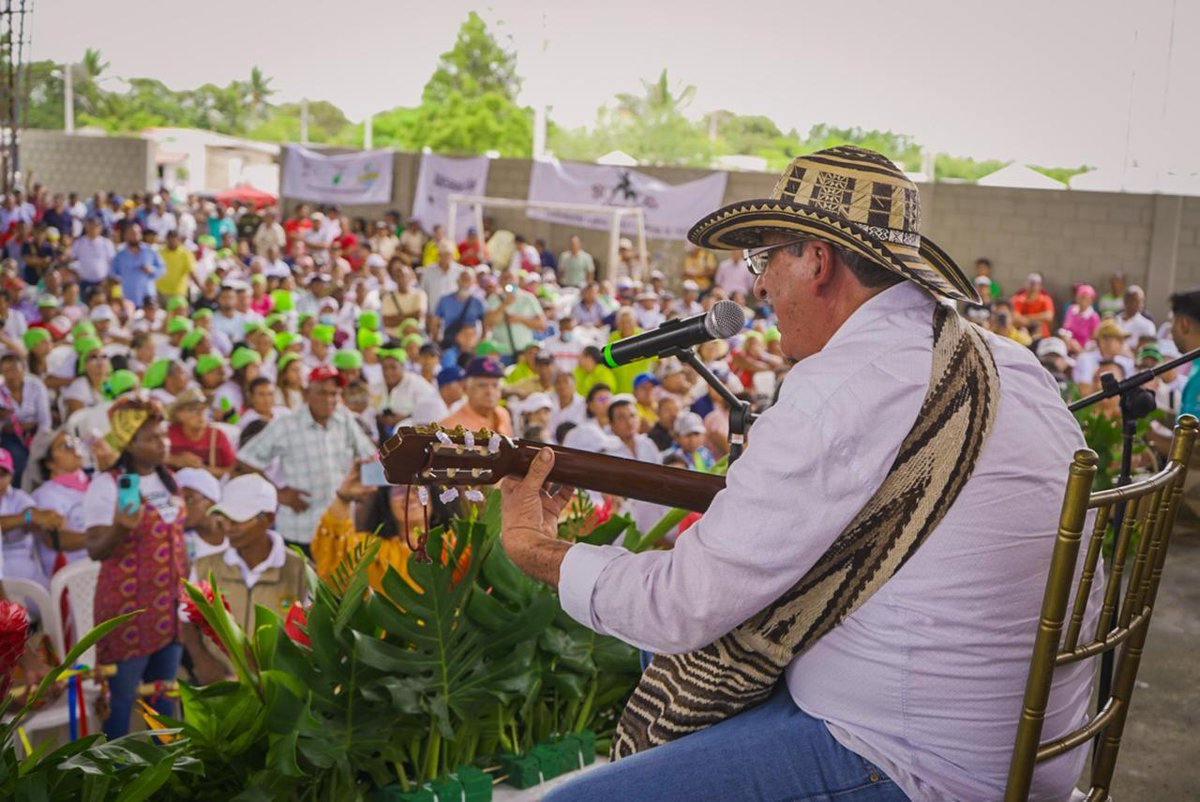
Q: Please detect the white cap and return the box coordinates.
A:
[1035,336,1072,364]
[674,411,705,436]
[524,392,553,413]
[618,237,634,250]
[209,474,278,522]
[366,253,386,269]
[89,304,115,322]
[682,280,699,292]
[175,467,221,504]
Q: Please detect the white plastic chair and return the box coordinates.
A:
[48,560,101,669]
[2,576,99,756]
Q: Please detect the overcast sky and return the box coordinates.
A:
[33,0,1197,173]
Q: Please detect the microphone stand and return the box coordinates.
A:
[666,347,757,464]
[1068,343,1200,736]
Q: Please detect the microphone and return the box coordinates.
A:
[601,300,745,368]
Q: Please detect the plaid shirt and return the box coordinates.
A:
[237,404,376,544]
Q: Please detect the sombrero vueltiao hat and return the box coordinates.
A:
[688,145,979,303]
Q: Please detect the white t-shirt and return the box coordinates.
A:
[82,471,182,528]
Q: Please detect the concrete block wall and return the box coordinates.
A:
[21,130,155,196]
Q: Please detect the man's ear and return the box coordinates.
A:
[807,240,837,291]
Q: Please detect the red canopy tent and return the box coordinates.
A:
[215,184,277,209]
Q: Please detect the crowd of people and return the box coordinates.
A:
[0,181,1193,740]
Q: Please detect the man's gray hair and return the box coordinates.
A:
[786,240,903,289]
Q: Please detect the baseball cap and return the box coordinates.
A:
[143,358,171,389]
[524,392,553,412]
[180,328,206,351]
[102,369,140,401]
[333,349,363,370]
[633,372,659,389]
[195,353,227,375]
[167,317,193,335]
[465,356,504,379]
[377,348,405,363]
[437,365,465,386]
[165,295,189,311]
[359,310,380,331]
[275,331,300,351]
[1095,320,1129,340]
[309,364,347,387]
[358,328,385,349]
[1137,344,1163,363]
[311,324,336,345]
[175,467,221,504]
[36,295,60,309]
[209,473,278,522]
[674,412,705,436]
[191,307,213,320]
[476,340,501,357]
[1035,337,1072,363]
[230,347,262,371]
[682,280,699,292]
[22,327,50,350]
[0,448,13,475]
[71,320,97,339]
[89,304,115,322]
[271,289,295,312]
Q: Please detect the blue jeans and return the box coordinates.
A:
[545,684,908,802]
[103,642,183,739]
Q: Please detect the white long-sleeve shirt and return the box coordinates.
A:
[559,281,1100,801]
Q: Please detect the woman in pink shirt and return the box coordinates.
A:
[1061,284,1100,350]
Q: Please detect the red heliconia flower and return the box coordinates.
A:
[0,600,30,701]
[180,580,232,656]
[283,603,310,648]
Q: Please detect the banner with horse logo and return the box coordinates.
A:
[526,159,728,241]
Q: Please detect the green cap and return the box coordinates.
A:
[264,313,285,329]
[230,347,262,371]
[167,317,194,335]
[357,328,385,349]
[359,310,380,331]
[143,358,171,389]
[401,333,425,349]
[277,352,300,373]
[36,295,60,308]
[191,307,213,320]
[333,349,363,370]
[477,339,501,356]
[180,328,206,351]
[1137,344,1163,363]
[72,320,97,339]
[311,324,336,345]
[763,325,781,343]
[101,369,140,401]
[275,331,300,351]
[243,320,269,336]
[251,273,266,285]
[297,311,314,326]
[741,329,764,342]
[74,335,102,355]
[378,348,405,363]
[23,327,50,349]
[271,289,295,312]
[197,234,217,248]
[165,295,189,311]
[195,353,227,376]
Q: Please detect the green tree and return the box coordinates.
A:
[247,100,355,144]
[423,11,521,105]
[934,154,1010,182]
[1030,164,1092,184]
[245,65,274,123]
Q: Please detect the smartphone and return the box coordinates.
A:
[361,460,390,486]
[117,473,141,514]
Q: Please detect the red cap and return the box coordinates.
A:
[0,448,13,475]
[308,364,347,387]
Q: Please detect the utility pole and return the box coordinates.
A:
[364,112,373,149]
[63,62,74,134]
[300,98,309,145]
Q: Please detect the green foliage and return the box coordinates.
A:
[1029,164,1092,184]
[423,11,521,106]
[934,153,1010,182]
[246,101,356,145]
[367,91,533,157]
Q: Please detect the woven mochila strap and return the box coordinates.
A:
[611,303,1001,759]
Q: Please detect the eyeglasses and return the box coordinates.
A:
[743,238,811,276]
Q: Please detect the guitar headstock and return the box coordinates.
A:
[379,424,521,487]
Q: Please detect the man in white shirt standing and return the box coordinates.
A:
[70,217,115,292]
[1117,285,1157,349]
[418,240,464,330]
[500,147,1098,802]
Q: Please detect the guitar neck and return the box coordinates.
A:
[510,440,725,512]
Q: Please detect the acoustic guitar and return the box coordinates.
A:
[379,424,725,512]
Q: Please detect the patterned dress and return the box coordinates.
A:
[93,486,188,665]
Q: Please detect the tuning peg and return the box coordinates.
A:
[463,430,475,449]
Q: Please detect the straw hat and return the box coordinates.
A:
[687,145,977,303]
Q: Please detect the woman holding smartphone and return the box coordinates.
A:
[82,396,188,739]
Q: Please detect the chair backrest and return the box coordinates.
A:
[1,578,63,661]
[1005,415,1199,801]
[47,559,102,668]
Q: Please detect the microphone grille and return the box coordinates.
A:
[704,300,746,339]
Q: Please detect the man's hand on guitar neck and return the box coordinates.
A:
[498,447,576,587]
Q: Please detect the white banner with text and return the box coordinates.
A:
[281,146,394,205]
[411,153,491,232]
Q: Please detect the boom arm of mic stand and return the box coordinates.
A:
[668,347,757,464]
[1069,343,1200,412]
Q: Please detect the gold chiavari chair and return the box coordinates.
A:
[1004,415,1198,801]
